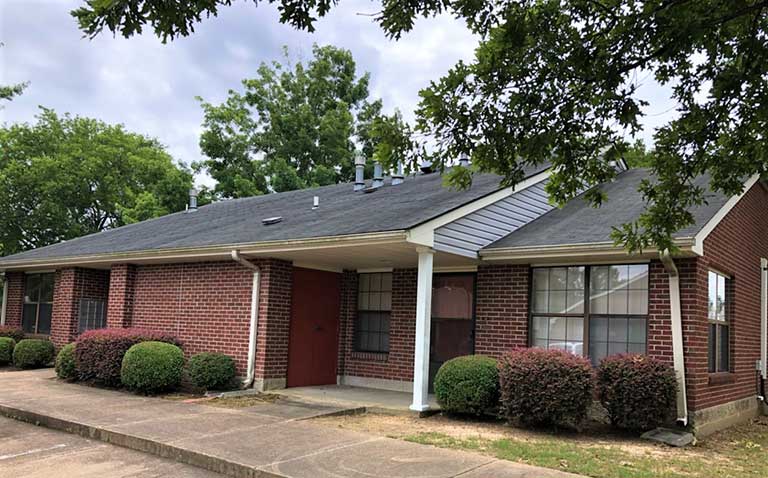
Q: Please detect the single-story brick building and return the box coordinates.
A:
[1,162,766,435]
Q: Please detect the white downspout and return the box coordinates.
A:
[660,250,689,425]
[0,272,8,326]
[760,258,767,384]
[231,250,261,388]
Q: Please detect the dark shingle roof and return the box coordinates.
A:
[484,168,730,250]
[0,164,548,265]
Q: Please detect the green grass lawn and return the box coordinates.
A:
[403,419,768,478]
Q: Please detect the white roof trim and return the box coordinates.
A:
[405,169,551,247]
[691,174,760,255]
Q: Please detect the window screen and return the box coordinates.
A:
[355,273,392,353]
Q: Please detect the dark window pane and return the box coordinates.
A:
[354,311,390,353]
[719,325,730,372]
[37,304,52,334]
[24,274,41,303]
[608,317,628,342]
[590,317,608,342]
[708,324,717,373]
[39,274,55,303]
[589,341,608,366]
[22,304,37,333]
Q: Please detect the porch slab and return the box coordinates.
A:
[0,369,583,478]
[273,384,439,413]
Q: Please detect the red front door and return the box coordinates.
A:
[286,267,341,387]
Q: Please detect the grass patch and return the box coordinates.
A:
[404,419,768,478]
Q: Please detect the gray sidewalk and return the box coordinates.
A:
[0,369,581,478]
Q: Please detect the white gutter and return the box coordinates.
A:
[660,250,689,425]
[0,272,7,326]
[230,250,261,388]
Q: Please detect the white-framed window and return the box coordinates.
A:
[355,272,392,353]
[531,264,649,365]
[707,270,730,373]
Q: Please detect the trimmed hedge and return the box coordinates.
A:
[55,343,77,380]
[121,341,185,393]
[75,328,181,386]
[0,326,24,343]
[499,348,594,427]
[13,339,55,369]
[187,352,236,391]
[0,337,16,365]
[597,354,678,431]
[434,355,499,416]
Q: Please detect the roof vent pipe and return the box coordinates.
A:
[187,188,198,212]
[459,153,470,168]
[372,162,384,188]
[354,153,365,191]
[392,161,404,185]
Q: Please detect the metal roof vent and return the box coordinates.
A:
[362,186,378,194]
[392,161,404,185]
[312,196,319,210]
[187,188,198,212]
[459,153,470,168]
[261,216,283,225]
[420,162,434,174]
[372,162,384,188]
[354,152,365,191]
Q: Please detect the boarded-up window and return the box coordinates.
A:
[78,298,106,333]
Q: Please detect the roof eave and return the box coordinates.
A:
[0,230,409,271]
[479,237,697,263]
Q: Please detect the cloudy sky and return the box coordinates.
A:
[1,0,676,188]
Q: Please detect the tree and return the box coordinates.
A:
[623,139,655,169]
[74,1,768,251]
[196,44,397,198]
[0,108,193,256]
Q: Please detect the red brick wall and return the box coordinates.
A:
[107,264,136,328]
[474,264,530,357]
[337,268,416,383]
[253,259,292,382]
[2,272,24,329]
[128,259,291,377]
[50,268,110,347]
[684,182,768,411]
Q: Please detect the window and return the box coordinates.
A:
[78,298,106,333]
[708,270,730,373]
[531,264,649,366]
[22,273,54,335]
[355,272,392,353]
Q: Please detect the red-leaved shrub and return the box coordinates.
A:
[0,325,24,343]
[75,328,181,386]
[499,348,594,427]
[597,354,677,431]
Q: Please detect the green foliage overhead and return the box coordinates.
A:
[74,0,768,252]
[0,108,193,256]
[196,44,405,198]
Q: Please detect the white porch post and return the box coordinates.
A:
[410,247,434,412]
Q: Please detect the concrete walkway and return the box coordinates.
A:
[273,384,439,413]
[0,369,581,478]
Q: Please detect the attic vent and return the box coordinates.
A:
[262,216,283,225]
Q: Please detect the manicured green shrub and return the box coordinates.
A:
[434,355,499,416]
[121,341,184,393]
[12,339,55,369]
[75,328,181,386]
[187,352,236,391]
[0,326,24,343]
[0,337,16,365]
[499,348,594,428]
[597,354,677,431]
[55,343,77,380]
